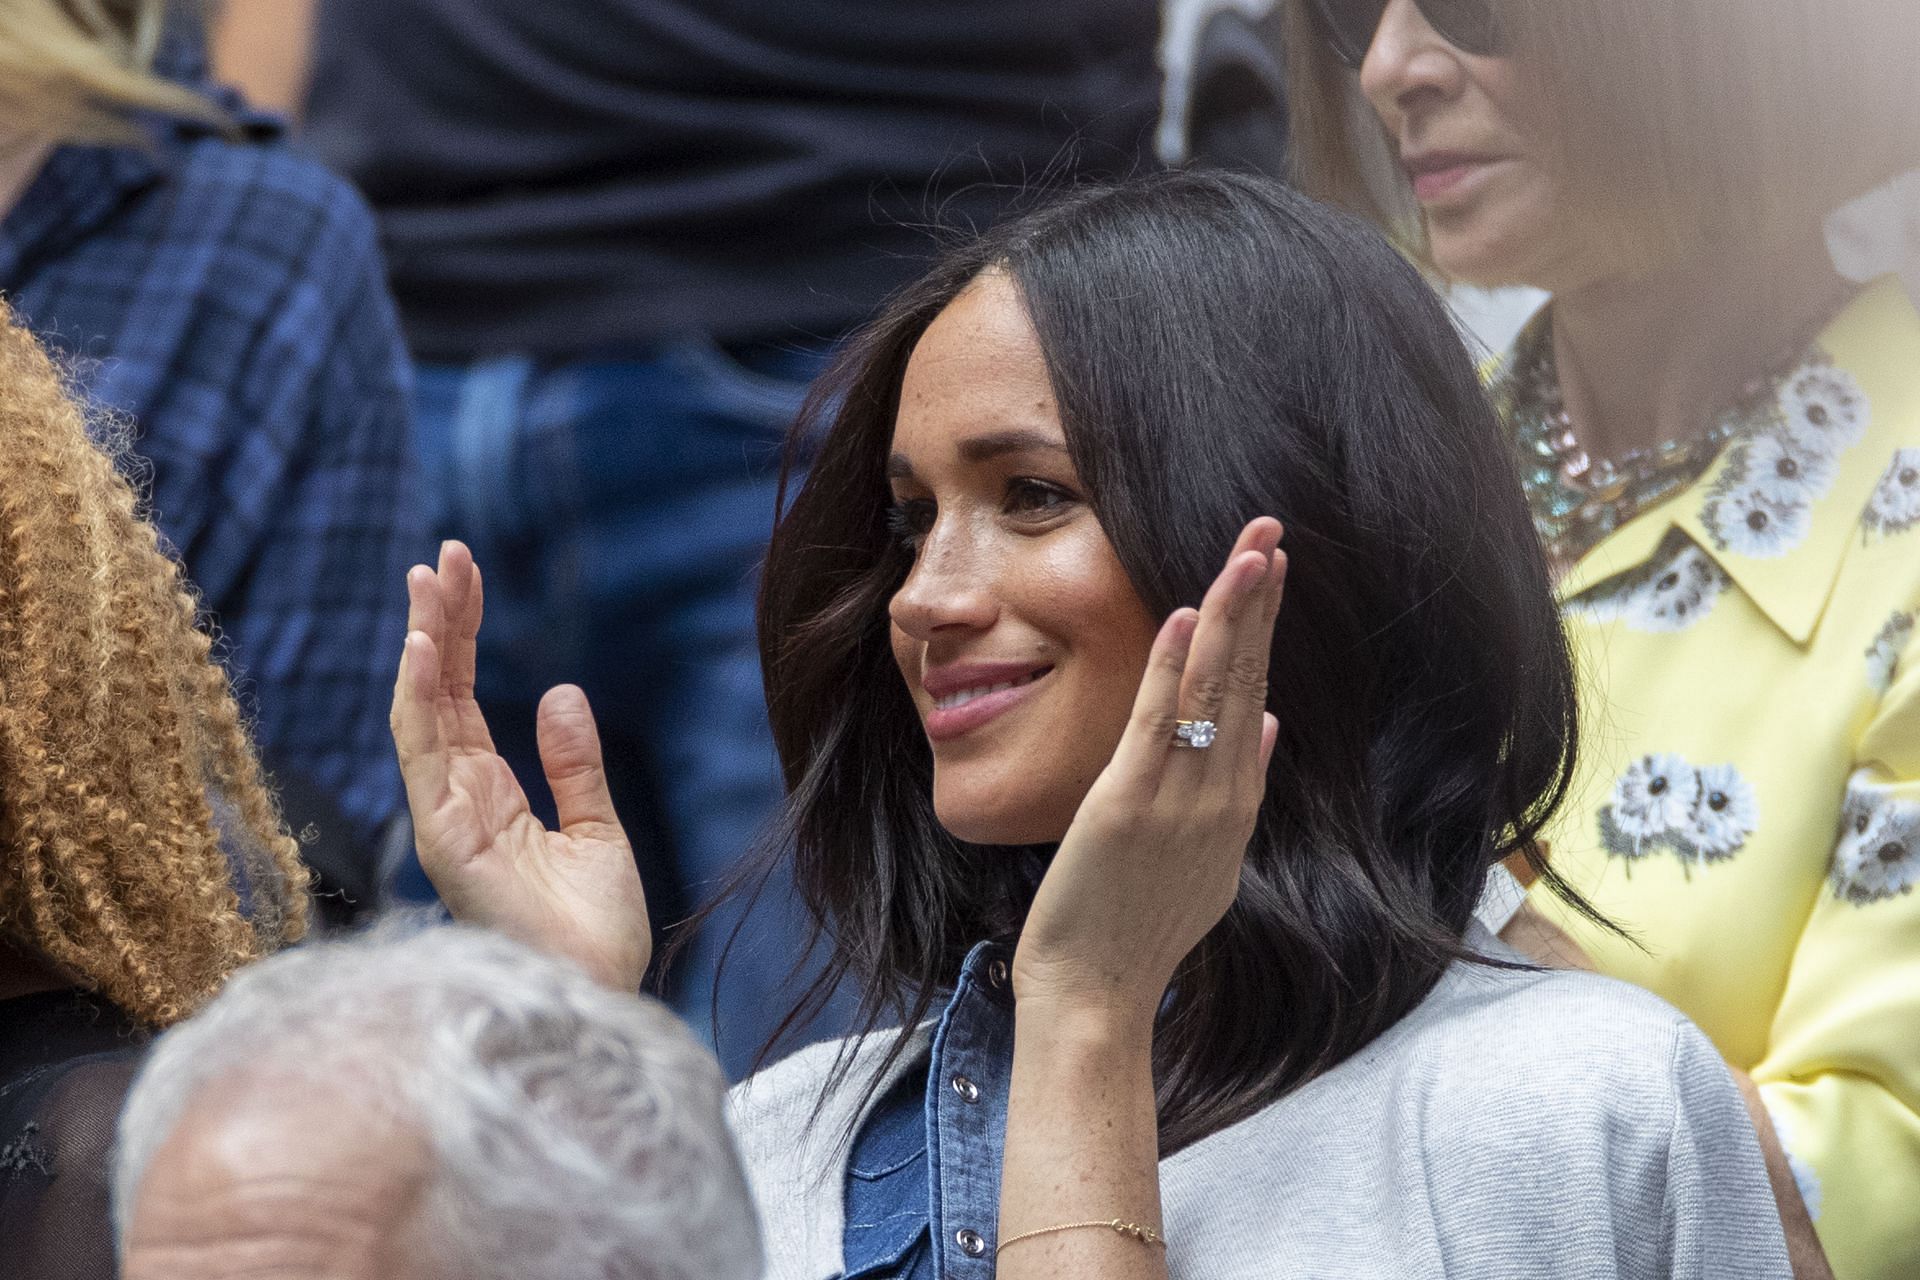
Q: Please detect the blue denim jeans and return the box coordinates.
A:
[406,336,847,1077]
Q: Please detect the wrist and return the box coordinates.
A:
[1014,988,1158,1056]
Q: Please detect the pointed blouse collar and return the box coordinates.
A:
[1555,276,1920,645]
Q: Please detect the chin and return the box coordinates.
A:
[932,781,1074,847]
[1429,237,1533,290]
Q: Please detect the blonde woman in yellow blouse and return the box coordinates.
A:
[1283,1,1920,1278]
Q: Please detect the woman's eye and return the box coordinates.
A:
[1004,478,1074,521]
[885,498,935,550]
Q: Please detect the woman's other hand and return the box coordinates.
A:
[390,541,651,991]
[1012,518,1285,1030]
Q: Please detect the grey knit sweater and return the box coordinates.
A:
[728,928,1792,1279]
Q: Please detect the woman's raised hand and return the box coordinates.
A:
[390,541,652,991]
[1012,518,1285,1028]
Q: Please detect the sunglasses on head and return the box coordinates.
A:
[1306,0,1504,68]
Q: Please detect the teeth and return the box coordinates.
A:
[935,678,1026,711]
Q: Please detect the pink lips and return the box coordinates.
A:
[919,661,1053,743]
[1402,151,1503,204]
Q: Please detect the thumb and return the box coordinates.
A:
[536,684,623,835]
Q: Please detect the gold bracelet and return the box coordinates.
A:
[995,1218,1168,1257]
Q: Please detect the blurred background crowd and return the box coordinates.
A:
[0,0,1915,1277]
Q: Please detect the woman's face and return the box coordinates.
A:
[1356,0,1608,290]
[887,272,1160,846]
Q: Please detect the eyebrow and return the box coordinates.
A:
[886,428,1070,479]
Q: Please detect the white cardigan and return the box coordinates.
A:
[727,930,1791,1279]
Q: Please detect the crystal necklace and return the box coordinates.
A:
[1495,283,1858,571]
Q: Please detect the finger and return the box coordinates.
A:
[536,684,625,838]
[1217,523,1284,742]
[1177,531,1274,734]
[391,630,452,821]
[405,561,446,652]
[1103,608,1200,789]
[436,540,482,703]
[1259,711,1279,774]
[1226,544,1287,793]
[433,543,499,753]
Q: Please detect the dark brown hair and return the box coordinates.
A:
[744,171,1593,1153]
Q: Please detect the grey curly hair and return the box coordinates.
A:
[111,919,762,1280]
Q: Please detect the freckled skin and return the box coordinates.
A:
[123,1082,450,1280]
[887,272,1161,845]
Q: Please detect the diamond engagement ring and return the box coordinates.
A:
[1174,719,1217,749]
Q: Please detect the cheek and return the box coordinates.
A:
[1438,63,1600,283]
[1031,540,1159,708]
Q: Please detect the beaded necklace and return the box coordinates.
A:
[1494,285,1857,571]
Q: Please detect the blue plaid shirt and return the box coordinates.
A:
[0,52,426,851]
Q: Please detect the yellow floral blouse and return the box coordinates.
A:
[1518,278,1920,1280]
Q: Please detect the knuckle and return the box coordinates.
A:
[1137,705,1181,738]
[1227,653,1270,695]
[1187,675,1230,714]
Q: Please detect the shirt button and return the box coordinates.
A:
[950,1074,981,1104]
[955,1228,989,1257]
[986,959,1009,989]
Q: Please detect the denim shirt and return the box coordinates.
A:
[842,942,1015,1279]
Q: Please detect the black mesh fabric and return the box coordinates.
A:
[0,990,149,1279]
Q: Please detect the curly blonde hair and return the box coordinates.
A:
[0,304,308,1026]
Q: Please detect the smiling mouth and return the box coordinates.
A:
[933,668,1052,711]
[921,666,1054,743]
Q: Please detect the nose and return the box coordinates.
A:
[1359,0,1469,127]
[888,515,999,644]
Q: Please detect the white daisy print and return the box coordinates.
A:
[1765,1104,1822,1222]
[1626,544,1730,634]
[1863,449,1920,536]
[1777,361,1868,456]
[1830,776,1920,905]
[1679,764,1758,863]
[1601,754,1699,856]
[1564,589,1633,627]
[1743,429,1837,505]
[1866,611,1915,694]
[1704,485,1811,559]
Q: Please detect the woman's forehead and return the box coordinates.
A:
[892,276,1063,463]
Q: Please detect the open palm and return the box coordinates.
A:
[390,541,651,991]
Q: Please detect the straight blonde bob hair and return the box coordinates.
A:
[1284,0,1920,271]
[0,0,219,145]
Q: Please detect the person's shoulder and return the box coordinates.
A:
[1391,954,1746,1175]
[162,127,385,283]
[1419,956,1704,1096]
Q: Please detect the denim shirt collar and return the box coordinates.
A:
[841,941,1015,1278]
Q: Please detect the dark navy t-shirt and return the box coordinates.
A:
[304,0,1162,359]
